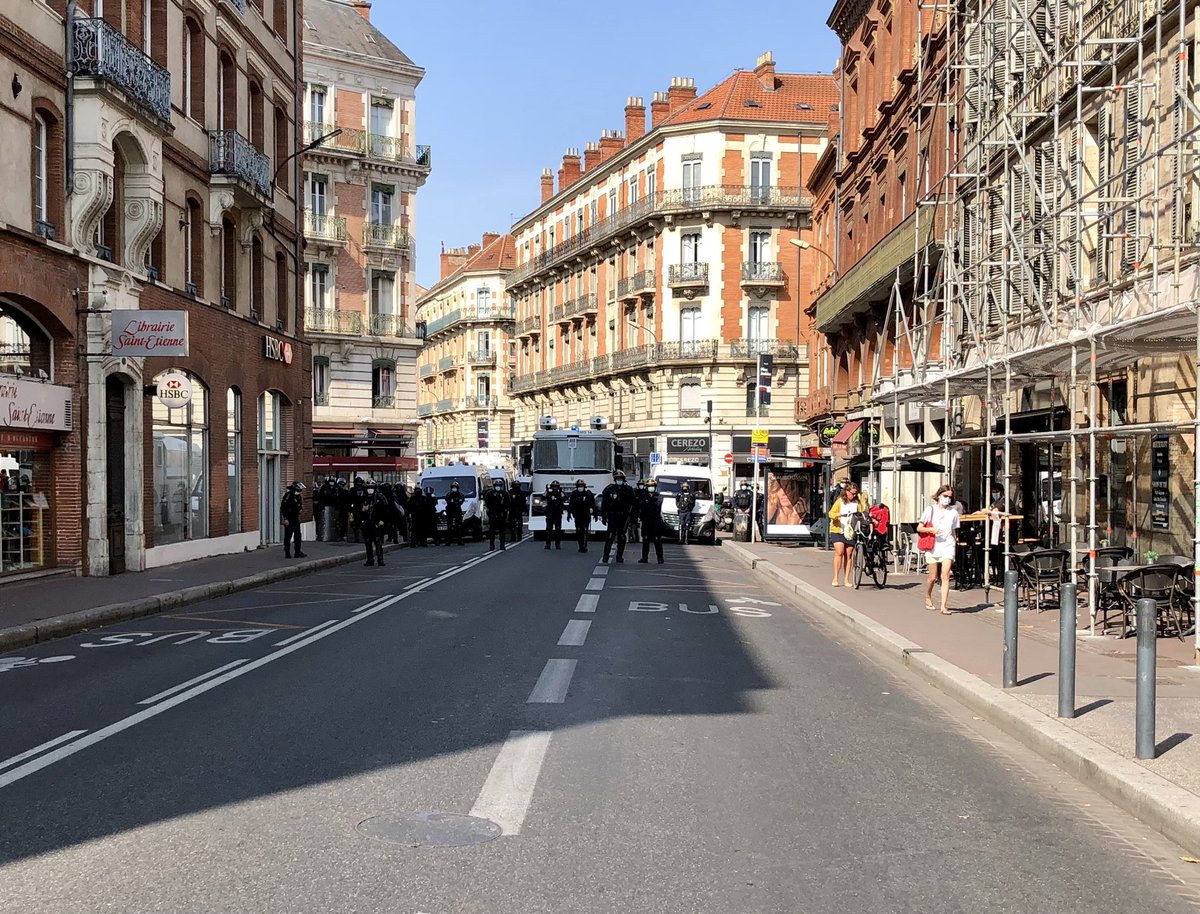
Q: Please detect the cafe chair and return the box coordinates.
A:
[897,530,927,576]
[1016,549,1068,613]
[1117,564,1190,641]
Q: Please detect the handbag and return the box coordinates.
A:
[917,509,935,551]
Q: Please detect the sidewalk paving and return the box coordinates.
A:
[0,539,386,652]
[722,536,1200,855]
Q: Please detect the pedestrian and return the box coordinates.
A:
[676,482,696,545]
[918,484,960,614]
[362,480,390,567]
[279,481,307,558]
[408,486,429,546]
[509,483,527,542]
[543,480,566,550]
[444,481,466,545]
[827,481,864,587]
[637,477,665,564]
[600,470,637,563]
[481,478,511,551]
[567,479,596,553]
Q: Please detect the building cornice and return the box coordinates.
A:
[827,0,871,42]
[303,42,426,85]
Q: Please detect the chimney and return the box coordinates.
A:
[667,77,697,114]
[540,168,555,203]
[755,51,777,90]
[598,129,624,161]
[350,0,371,19]
[583,141,601,173]
[481,232,500,249]
[650,91,670,128]
[558,147,581,189]
[624,96,646,142]
[467,243,481,257]
[440,246,470,280]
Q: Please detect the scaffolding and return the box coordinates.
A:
[871,0,1200,655]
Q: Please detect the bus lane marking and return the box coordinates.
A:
[527,659,577,704]
[557,620,592,647]
[138,659,250,705]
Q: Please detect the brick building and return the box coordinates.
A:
[416,234,517,467]
[507,53,834,492]
[301,0,429,485]
[0,0,310,577]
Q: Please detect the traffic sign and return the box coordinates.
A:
[650,452,662,465]
[723,452,734,465]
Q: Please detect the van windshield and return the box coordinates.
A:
[533,438,614,473]
[424,476,477,498]
[655,476,711,498]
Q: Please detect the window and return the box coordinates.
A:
[372,360,396,407]
[312,358,329,405]
[680,306,701,353]
[681,232,701,263]
[750,156,772,202]
[221,217,237,308]
[227,388,241,535]
[273,0,288,40]
[749,230,771,266]
[748,305,769,349]
[218,52,236,131]
[628,174,639,203]
[371,185,393,224]
[370,271,395,316]
[183,18,204,122]
[477,375,491,399]
[185,197,203,294]
[680,381,702,417]
[143,0,152,54]
[370,98,393,137]
[249,80,264,151]
[259,390,281,451]
[478,286,492,312]
[307,174,328,215]
[250,235,264,318]
[898,169,907,214]
[590,199,598,224]
[476,330,491,354]
[32,114,47,225]
[274,106,288,190]
[682,159,702,203]
[309,85,327,125]
[309,264,329,310]
[647,168,656,200]
[153,371,208,545]
[608,189,617,217]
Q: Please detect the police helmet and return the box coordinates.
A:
[291,481,306,491]
[575,479,586,488]
[646,478,658,489]
[614,470,626,481]
[493,478,503,488]
[681,482,690,491]
[381,483,393,494]
[451,481,460,490]
[549,480,561,490]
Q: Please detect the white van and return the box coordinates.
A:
[418,465,492,541]
[487,467,516,491]
[651,463,718,544]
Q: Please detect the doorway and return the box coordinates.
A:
[105,375,126,574]
[259,454,279,544]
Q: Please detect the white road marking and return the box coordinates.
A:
[273,620,339,645]
[527,659,577,704]
[0,730,88,772]
[351,594,396,614]
[585,577,605,592]
[407,577,432,589]
[0,548,512,792]
[137,659,251,705]
[469,730,553,835]
[574,594,599,614]
[557,620,592,646]
[593,565,609,576]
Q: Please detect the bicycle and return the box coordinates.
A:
[851,514,889,589]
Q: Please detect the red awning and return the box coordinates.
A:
[829,419,864,457]
[314,456,418,472]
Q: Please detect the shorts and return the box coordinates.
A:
[926,554,955,564]
[830,533,855,547]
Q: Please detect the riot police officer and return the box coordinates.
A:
[380,483,400,544]
[362,480,392,567]
[393,484,410,544]
[444,481,466,545]
[508,483,528,542]
[481,478,511,551]
[600,470,637,563]
[279,481,306,558]
[733,481,753,512]
[637,477,666,564]
[335,478,351,540]
[567,480,596,553]
[676,482,697,545]
[314,476,337,541]
[408,486,430,546]
[543,480,566,550]
[348,477,369,543]
[628,479,646,544]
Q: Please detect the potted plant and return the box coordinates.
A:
[1144,550,1159,563]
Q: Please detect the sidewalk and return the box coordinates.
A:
[722,536,1200,855]
[0,539,386,652]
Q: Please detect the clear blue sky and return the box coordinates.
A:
[370,0,842,289]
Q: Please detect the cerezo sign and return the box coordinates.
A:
[667,435,710,454]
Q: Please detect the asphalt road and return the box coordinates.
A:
[2,536,1199,913]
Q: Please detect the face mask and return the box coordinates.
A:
[939,496,952,506]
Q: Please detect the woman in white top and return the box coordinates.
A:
[917,484,960,614]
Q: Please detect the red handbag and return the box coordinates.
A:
[917,531,935,552]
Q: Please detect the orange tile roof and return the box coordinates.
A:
[661,70,838,128]
[420,234,516,301]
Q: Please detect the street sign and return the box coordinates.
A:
[723,452,734,465]
[650,452,662,465]
[750,443,770,463]
[155,372,193,409]
[756,353,774,408]
[751,428,769,446]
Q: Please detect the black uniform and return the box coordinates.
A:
[334,481,351,540]
[381,484,400,544]
[508,487,528,541]
[600,480,637,563]
[676,489,697,544]
[481,486,511,551]
[567,487,596,552]
[408,489,430,546]
[348,481,370,544]
[422,488,438,544]
[543,487,566,549]
[444,488,466,545]
[363,490,391,566]
[637,488,666,564]
[394,486,410,544]
[314,479,337,541]
[732,486,753,512]
[280,487,305,558]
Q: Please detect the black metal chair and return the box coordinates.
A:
[1016,549,1069,613]
[1077,547,1134,593]
[1118,565,1189,641]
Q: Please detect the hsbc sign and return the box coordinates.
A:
[263,336,294,365]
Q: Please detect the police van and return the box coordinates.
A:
[651,463,718,544]
[417,465,492,541]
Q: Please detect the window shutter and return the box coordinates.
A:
[1122,85,1141,270]
[1069,126,1083,291]
[1096,107,1109,282]
[987,188,1004,327]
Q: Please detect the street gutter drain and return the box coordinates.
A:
[356,812,502,848]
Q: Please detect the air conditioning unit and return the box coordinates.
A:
[539,415,558,430]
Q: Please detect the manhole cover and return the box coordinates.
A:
[356,812,502,848]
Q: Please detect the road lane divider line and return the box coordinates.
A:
[0,547,512,792]
[593,566,609,576]
[0,730,88,772]
[351,594,397,614]
[585,577,605,592]
[527,659,577,704]
[557,620,592,647]
[574,594,599,614]
[274,621,340,646]
[469,730,552,836]
[137,659,252,705]
[407,578,432,589]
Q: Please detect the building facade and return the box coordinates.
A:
[506,54,835,493]
[0,0,310,577]
[416,234,517,467]
[301,0,429,485]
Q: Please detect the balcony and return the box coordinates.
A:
[419,364,434,378]
[304,308,363,336]
[220,0,247,11]
[373,395,396,409]
[367,134,434,171]
[303,211,347,246]
[418,403,433,417]
[729,339,801,360]
[551,303,568,324]
[741,261,786,289]
[515,316,542,337]
[209,130,271,202]
[303,122,370,156]
[618,271,654,300]
[668,263,709,294]
[468,349,496,366]
[463,396,498,410]
[424,304,516,339]
[436,356,455,373]
[658,340,720,362]
[362,223,413,254]
[368,313,413,338]
[72,18,171,123]
[435,398,454,413]
[565,293,598,319]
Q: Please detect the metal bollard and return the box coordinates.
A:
[1136,597,1157,760]
[1003,569,1019,689]
[1058,582,1077,718]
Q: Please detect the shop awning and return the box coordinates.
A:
[829,419,864,457]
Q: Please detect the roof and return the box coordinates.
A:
[661,70,839,128]
[419,235,516,303]
[303,0,418,70]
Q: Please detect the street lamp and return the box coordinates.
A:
[789,237,837,272]
[273,127,344,185]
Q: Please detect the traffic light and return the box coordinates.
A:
[757,353,774,408]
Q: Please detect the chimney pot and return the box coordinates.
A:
[540,167,555,203]
[651,91,670,128]
[559,148,582,189]
[350,0,371,19]
[667,77,697,115]
[583,141,601,173]
[625,95,646,143]
[755,50,777,90]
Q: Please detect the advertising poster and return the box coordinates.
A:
[765,468,815,538]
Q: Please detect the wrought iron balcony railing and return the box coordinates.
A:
[729,338,800,359]
[417,403,433,417]
[438,356,456,372]
[303,211,348,244]
[435,398,454,413]
[424,303,516,338]
[304,308,363,336]
[369,313,412,337]
[210,130,271,199]
[468,349,496,366]
[373,395,396,409]
[362,222,413,252]
[419,364,434,378]
[463,396,498,409]
[313,392,328,407]
[300,123,432,170]
[565,293,597,319]
[618,271,654,299]
[72,17,171,122]
[668,263,709,286]
[515,316,542,336]
[741,261,785,285]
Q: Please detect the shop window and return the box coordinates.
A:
[153,371,209,546]
[0,451,50,574]
[227,387,241,535]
